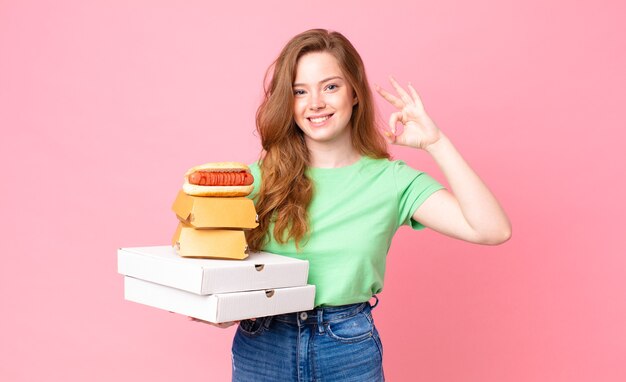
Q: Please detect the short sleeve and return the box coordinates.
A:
[394,160,446,230]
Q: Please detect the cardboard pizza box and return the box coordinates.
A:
[117,245,310,294]
[124,276,316,323]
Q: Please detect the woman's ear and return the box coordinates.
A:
[353,94,358,106]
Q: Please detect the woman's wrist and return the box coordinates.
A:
[423,132,450,155]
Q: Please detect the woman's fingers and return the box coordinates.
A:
[376,78,423,113]
[215,321,239,328]
[375,84,404,109]
[389,76,414,106]
[189,317,240,328]
[407,83,425,112]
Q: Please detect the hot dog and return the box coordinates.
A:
[188,171,253,187]
[182,162,254,197]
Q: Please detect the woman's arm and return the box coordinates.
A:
[414,134,511,245]
[377,77,511,245]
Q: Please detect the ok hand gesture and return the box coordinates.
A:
[376,77,443,151]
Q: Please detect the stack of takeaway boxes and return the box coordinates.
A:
[117,190,315,323]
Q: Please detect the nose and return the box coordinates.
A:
[309,93,326,110]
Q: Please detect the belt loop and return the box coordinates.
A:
[370,295,379,310]
[317,307,325,334]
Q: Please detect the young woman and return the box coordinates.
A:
[199,28,511,382]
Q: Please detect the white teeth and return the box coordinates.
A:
[309,115,330,123]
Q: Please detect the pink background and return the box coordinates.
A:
[1,0,625,381]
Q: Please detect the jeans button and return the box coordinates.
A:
[299,312,308,321]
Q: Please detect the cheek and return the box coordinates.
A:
[293,98,307,114]
[338,96,354,116]
[332,92,353,110]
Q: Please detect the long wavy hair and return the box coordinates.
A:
[247,29,390,252]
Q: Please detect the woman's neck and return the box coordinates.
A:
[307,145,361,168]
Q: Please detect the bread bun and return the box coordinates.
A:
[182,183,254,197]
[183,162,254,197]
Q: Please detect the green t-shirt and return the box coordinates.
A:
[248,156,445,307]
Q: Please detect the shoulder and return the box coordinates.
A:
[359,156,393,172]
[360,156,423,178]
[367,157,442,196]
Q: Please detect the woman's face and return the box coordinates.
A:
[292,51,358,148]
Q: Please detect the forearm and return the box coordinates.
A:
[425,134,512,243]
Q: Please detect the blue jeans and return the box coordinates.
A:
[231,299,384,381]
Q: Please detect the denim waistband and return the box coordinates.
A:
[271,295,379,326]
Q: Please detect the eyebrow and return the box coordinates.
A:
[293,76,344,87]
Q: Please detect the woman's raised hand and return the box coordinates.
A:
[375,77,442,151]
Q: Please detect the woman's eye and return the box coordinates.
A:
[326,84,338,91]
[294,89,305,96]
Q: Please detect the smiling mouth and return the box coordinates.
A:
[308,114,333,123]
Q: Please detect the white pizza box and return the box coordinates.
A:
[117,246,309,295]
[124,276,316,323]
